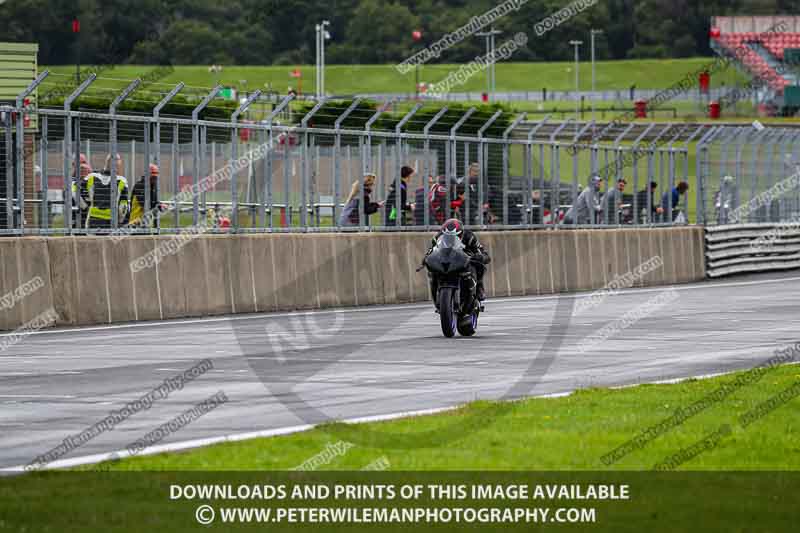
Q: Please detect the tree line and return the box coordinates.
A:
[2,0,797,66]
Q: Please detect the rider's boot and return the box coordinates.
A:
[476,281,486,302]
[430,278,440,311]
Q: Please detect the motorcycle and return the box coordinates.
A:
[422,231,482,338]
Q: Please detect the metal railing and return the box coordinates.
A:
[0,72,721,236]
[696,124,800,226]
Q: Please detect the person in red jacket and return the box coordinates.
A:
[429,176,466,224]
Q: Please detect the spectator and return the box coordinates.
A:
[661,181,689,222]
[635,181,664,224]
[530,190,543,225]
[85,154,129,230]
[127,163,162,229]
[715,176,736,225]
[464,162,490,225]
[413,175,437,226]
[426,175,462,225]
[602,178,626,225]
[70,153,92,229]
[384,166,415,226]
[339,173,382,226]
[563,175,603,225]
[449,182,467,220]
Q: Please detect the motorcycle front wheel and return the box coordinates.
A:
[438,288,457,338]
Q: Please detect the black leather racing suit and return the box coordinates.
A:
[426,229,491,303]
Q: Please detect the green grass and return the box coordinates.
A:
[4,365,799,532]
[42,58,748,97]
[85,364,800,471]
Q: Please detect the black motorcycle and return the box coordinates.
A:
[423,232,482,338]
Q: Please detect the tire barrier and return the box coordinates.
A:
[705,223,800,278]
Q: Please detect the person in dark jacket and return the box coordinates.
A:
[413,175,438,226]
[661,181,689,221]
[463,162,496,225]
[339,173,382,226]
[127,163,162,229]
[635,181,664,224]
[71,153,92,230]
[425,218,491,302]
[384,165,415,226]
[602,178,626,225]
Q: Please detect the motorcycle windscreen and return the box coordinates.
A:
[436,233,463,251]
[429,234,469,273]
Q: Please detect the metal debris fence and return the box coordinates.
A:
[2,72,799,235]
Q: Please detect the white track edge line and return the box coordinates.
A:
[5,362,789,474]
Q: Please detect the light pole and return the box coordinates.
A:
[314,24,321,100]
[477,27,502,101]
[316,20,331,99]
[590,29,603,123]
[569,40,582,132]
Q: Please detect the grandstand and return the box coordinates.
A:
[710,16,800,112]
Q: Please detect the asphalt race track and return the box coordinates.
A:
[1,272,798,470]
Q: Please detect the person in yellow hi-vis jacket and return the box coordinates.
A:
[85,154,129,230]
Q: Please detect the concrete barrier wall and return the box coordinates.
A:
[0,227,706,331]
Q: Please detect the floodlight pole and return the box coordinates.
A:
[591,29,603,125]
[477,27,502,100]
[569,40,583,135]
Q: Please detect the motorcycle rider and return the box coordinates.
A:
[425,218,491,303]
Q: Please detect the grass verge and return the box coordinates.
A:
[86,363,800,471]
[42,58,747,96]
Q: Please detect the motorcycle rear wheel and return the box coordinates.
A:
[457,309,479,336]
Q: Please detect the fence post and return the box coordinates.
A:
[4,110,13,232]
[695,126,721,225]
[172,124,179,229]
[394,102,423,228]
[422,107,448,229]
[333,98,362,230]
[779,130,795,221]
[571,121,595,225]
[450,108,476,226]
[647,124,674,224]
[477,110,503,226]
[14,71,48,233]
[191,85,222,228]
[500,112,526,228]
[360,99,395,230]
[107,78,141,230]
[665,125,689,223]
[792,132,800,219]
[300,97,328,229]
[153,83,185,233]
[549,119,574,228]
[63,74,96,233]
[231,90,262,232]
[264,94,296,229]
[682,125,707,224]
[526,115,550,227]
[40,115,48,230]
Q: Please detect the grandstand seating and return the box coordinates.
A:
[711,31,794,93]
